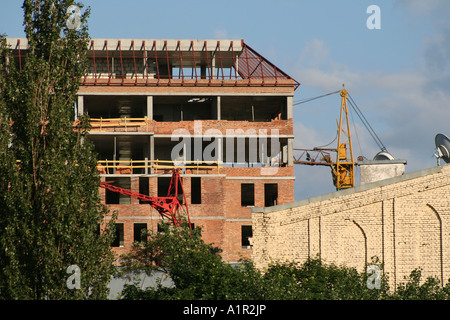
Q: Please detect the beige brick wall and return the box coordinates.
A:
[251,164,450,288]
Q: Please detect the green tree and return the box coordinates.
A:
[0,0,115,299]
[390,268,449,300]
[120,221,251,300]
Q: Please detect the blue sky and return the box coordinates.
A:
[1,1,449,200]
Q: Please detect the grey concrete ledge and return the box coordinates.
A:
[358,159,407,165]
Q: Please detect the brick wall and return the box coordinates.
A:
[101,173,294,262]
[251,165,450,288]
[89,119,294,136]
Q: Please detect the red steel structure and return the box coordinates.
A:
[82,39,299,88]
[6,38,300,89]
[99,169,192,228]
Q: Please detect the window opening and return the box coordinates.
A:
[241,225,253,248]
[134,223,147,242]
[264,183,278,207]
[191,177,201,204]
[111,223,124,247]
[241,183,255,207]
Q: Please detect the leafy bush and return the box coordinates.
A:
[120,222,450,300]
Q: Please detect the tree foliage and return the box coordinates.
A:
[120,221,247,300]
[120,223,450,300]
[0,0,115,299]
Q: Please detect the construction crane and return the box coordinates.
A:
[99,168,192,228]
[294,89,356,190]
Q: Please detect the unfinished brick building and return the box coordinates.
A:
[8,38,299,262]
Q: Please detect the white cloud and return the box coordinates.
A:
[395,0,441,15]
[296,68,361,92]
[213,28,228,39]
[297,39,331,68]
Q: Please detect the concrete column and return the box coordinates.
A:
[211,54,216,78]
[288,138,294,166]
[287,96,293,120]
[217,137,223,163]
[77,95,84,118]
[144,137,150,174]
[217,96,221,120]
[147,96,153,120]
[150,135,154,174]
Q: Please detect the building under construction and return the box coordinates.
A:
[7,38,299,262]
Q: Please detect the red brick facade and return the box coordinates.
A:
[100,174,295,261]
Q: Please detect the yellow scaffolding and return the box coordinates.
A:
[89,117,150,132]
[97,159,222,174]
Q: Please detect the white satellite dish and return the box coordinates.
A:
[435,133,450,165]
[373,151,395,161]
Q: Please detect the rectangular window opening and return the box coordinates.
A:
[241,183,255,207]
[157,177,172,197]
[191,177,201,204]
[139,177,150,204]
[264,183,278,207]
[241,225,253,248]
[133,223,147,242]
[105,178,131,204]
[158,176,184,204]
[111,223,124,247]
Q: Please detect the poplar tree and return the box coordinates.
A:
[0,1,116,299]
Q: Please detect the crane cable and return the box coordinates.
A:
[348,100,364,159]
[293,90,340,106]
[347,93,387,153]
[293,90,388,153]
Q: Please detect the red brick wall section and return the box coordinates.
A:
[100,174,294,262]
[90,119,293,136]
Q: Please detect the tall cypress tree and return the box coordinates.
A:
[0,1,116,299]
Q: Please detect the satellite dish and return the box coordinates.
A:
[373,151,395,161]
[435,133,450,164]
